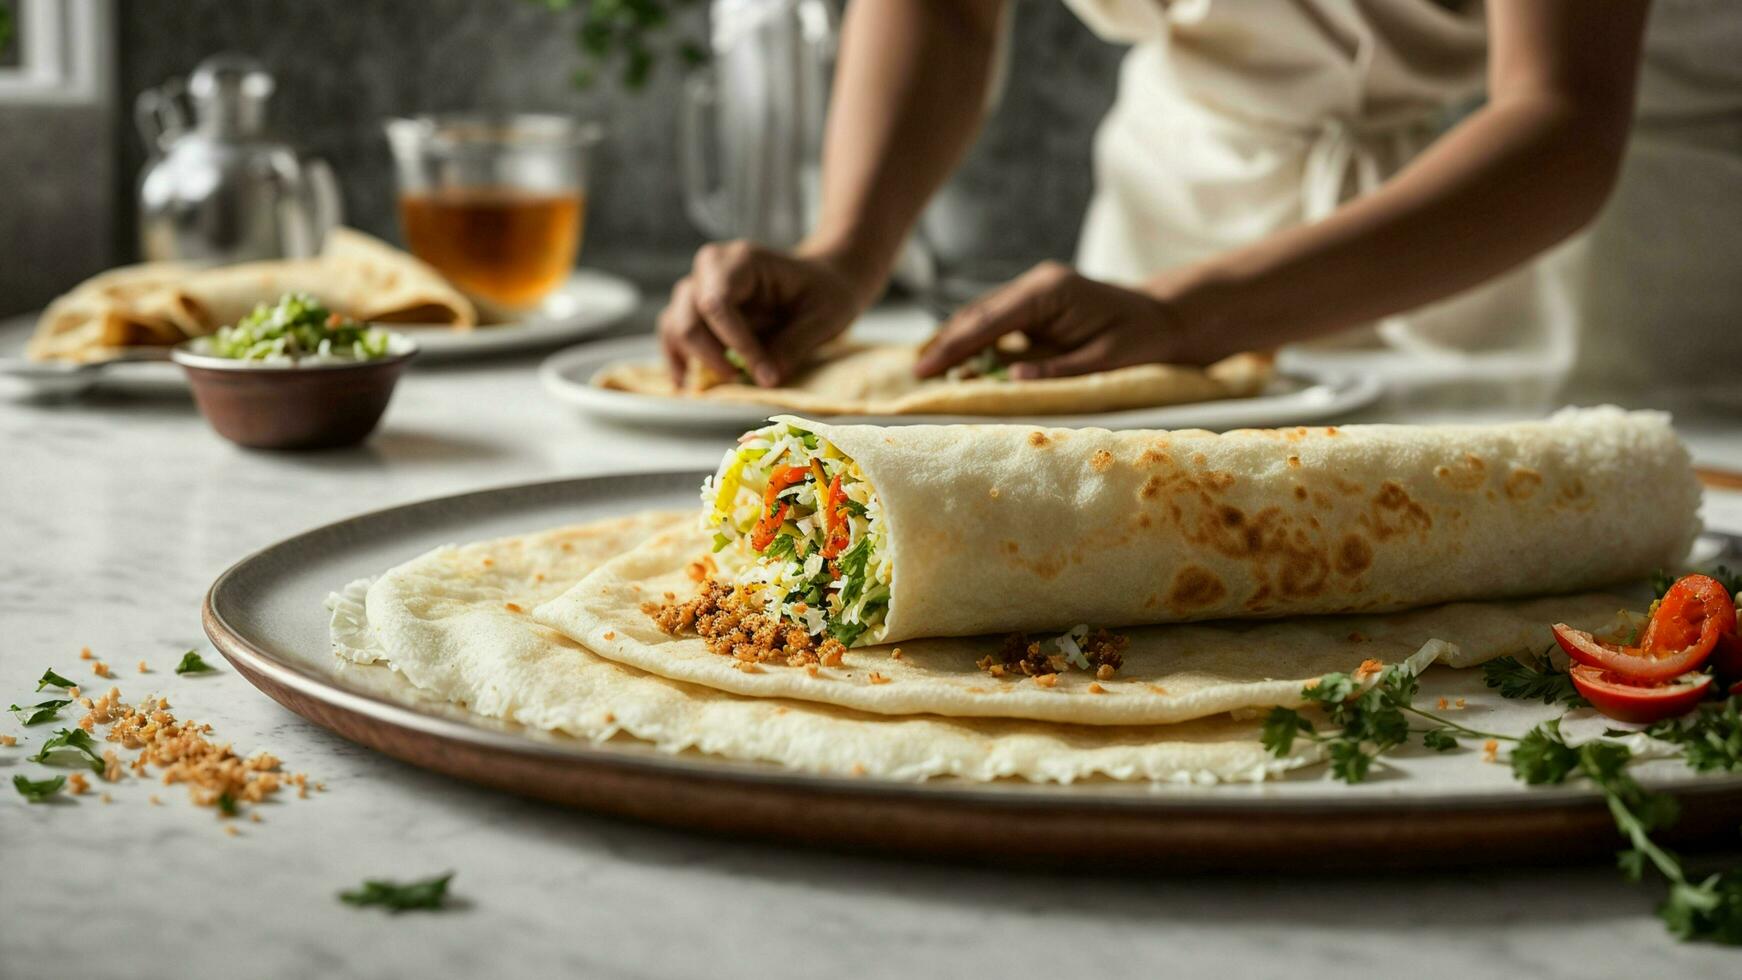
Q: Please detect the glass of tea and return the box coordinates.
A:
[384,114,601,312]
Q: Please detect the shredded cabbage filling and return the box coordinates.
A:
[701,420,893,647]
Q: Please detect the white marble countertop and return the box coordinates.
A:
[4,304,1740,979]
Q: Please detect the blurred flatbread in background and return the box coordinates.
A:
[597,342,1273,417]
[26,227,476,363]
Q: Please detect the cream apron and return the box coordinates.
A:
[1064,0,1742,403]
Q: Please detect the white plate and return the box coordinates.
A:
[539,335,1385,431]
[0,269,640,399]
[410,269,640,361]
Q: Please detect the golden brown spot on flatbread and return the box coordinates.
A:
[1286,455,1301,469]
[1137,513,1153,529]
[1323,427,1340,437]
[1277,545,1329,599]
[1002,540,1019,555]
[988,487,1000,499]
[1332,476,1364,497]
[1192,453,1208,467]
[1090,449,1114,472]
[1293,485,1309,501]
[1027,431,1049,447]
[1504,467,1543,501]
[1335,533,1373,576]
[1370,481,1433,538]
[1139,448,1172,467]
[1434,453,1488,492]
[1140,475,1165,500]
[1167,566,1228,610]
[1200,470,1236,493]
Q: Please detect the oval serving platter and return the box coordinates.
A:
[203,471,1742,870]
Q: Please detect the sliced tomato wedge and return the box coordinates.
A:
[820,472,851,559]
[1552,574,1737,684]
[749,465,810,552]
[1569,665,1712,724]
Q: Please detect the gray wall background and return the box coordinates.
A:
[0,0,1120,315]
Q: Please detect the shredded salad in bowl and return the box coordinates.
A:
[702,419,893,647]
[198,293,400,364]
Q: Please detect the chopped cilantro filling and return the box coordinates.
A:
[206,293,394,362]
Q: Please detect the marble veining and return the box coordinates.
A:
[3,305,1741,979]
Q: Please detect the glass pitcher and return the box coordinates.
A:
[680,0,836,248]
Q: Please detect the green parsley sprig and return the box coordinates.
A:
[1481,652,1587,707]
[1269,663,1742,945]
[1511,719,1742,944]
[339,873,455,913]
[9,699,72,726]
[1262,663,1511,783]
[1644,698,1742,774]
[30,728,105,775]
[36,668,76,692]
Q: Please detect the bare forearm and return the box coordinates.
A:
[1161,0,1650,360]
[801,0,1005,299]
[1161,101,1626,356]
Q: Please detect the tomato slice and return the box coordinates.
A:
[1569,665,1712,724]
[1552,574,1737,683]
[820,473,851,559]
[749,465,810,552]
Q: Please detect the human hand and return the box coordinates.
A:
[658,240,879,388]
[913,261,1220,380]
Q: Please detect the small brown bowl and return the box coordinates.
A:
[172,337,418,450]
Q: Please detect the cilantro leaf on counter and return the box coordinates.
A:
[30,728,105,774]
[13,774,66,802]
[339,873,454,912]
[1482,653,1587,707]
[35,669,76,692]
[9,699,72,726]
[174,651,217,675]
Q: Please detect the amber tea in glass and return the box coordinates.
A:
[385,114,601,311]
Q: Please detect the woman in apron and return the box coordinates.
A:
[658,0,1736,404]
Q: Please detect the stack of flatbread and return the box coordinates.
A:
[26,228,475,363]
[328,407,1700,785]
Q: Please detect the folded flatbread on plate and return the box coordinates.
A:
[328,514,1324,783]
[26,228,476,363]
[532,520,1631,725]
[595,343,1274,417]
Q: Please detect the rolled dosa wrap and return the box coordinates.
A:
[702,407,1700,645]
